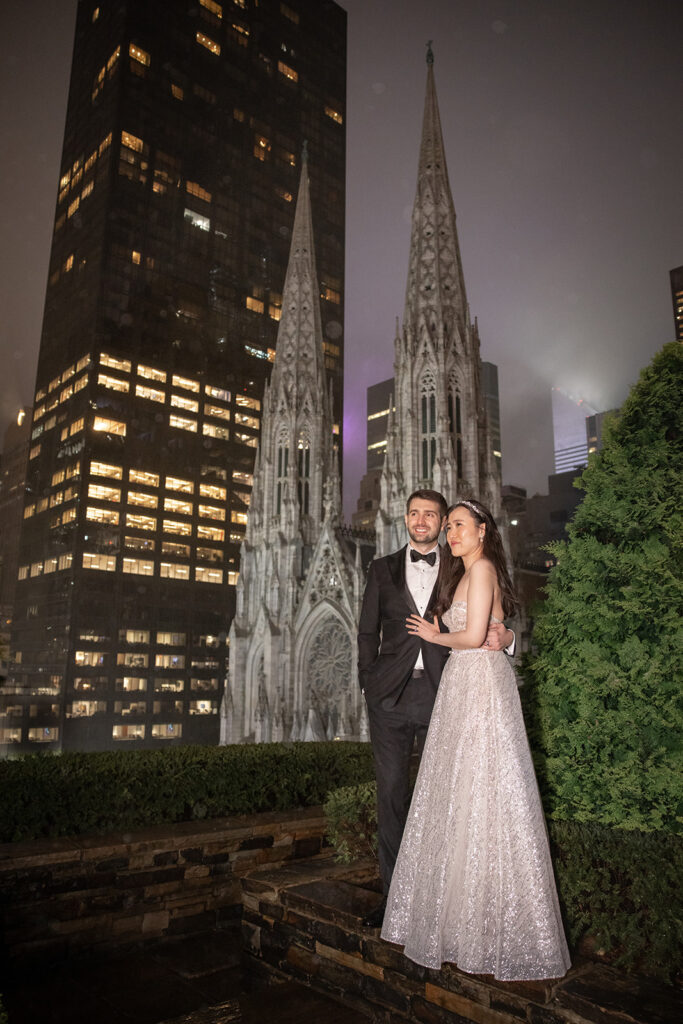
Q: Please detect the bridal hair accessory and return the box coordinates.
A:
[456,499,483,517]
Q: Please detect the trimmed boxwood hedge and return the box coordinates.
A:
[0,741,375,843]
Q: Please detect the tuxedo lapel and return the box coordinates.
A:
[386,546,420,616]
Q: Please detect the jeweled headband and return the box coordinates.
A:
[453,499,483,517]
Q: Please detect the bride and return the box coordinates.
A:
[381,498,570,981]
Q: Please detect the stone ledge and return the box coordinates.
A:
[0,807,330,967]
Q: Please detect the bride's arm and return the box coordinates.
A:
[407,561,495,649]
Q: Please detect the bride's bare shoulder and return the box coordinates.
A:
[470,558,496,580]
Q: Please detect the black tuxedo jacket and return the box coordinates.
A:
[357,545,450,710]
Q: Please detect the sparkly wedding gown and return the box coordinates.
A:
[381,602,570,981]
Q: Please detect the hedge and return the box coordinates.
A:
[0,741,375,843]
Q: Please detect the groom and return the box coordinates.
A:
[358,488,514,928]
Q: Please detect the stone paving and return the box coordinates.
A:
[0,923,358,1024]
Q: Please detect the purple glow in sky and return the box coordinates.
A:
[1,1,681,522]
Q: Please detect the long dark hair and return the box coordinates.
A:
[433,498,518,619]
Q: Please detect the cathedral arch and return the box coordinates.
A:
[295,603,355,737]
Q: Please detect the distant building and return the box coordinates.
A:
[376,49,501,554]
[366,379,395,471]
[0,410,31,680]
[352,378,393,531]
[3,0,346,753]
[670,265,683,341]
[551,387,597,474]
[481,361,502,469]
[586,409,618,455]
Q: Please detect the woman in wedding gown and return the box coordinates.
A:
[381,499,570,981]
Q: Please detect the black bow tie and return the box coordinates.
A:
[410,549,436,566]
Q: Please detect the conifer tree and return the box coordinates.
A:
[524,342,682,833]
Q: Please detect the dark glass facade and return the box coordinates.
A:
[4,0,346,753]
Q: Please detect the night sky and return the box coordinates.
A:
[1,1,681,521]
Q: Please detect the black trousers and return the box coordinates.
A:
[366,673,436,893]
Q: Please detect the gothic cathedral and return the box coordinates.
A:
[224,52,502,742]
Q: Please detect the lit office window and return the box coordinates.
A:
[196,32,220,55]
[195,566,223,584]
[166,476,194,493]
[122,558,154,576]
[130,469,159,487]
[82,552,117,571]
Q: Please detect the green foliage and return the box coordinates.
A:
[324,781,378,864]
[0,742,374,843]
[523,342,683,833]
[324,782,682,982]
[549,820,682,982]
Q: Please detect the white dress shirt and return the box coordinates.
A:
[406,543,440,671]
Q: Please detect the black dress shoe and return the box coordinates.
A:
[362,897,387,929]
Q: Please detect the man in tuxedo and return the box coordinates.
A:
[358,489,514,928]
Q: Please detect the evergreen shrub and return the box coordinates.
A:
[522,342,682,832]
[0,741,374,843]
[324,780,378,864]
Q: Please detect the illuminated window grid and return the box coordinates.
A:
[205,384,230,402]
[172,374,199,393]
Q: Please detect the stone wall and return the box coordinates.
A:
[240,858,680,1024]
[0,807,327,967]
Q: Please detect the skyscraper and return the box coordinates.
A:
[4,0,346,753]
[551,387,596,474]
[0,410,31,681]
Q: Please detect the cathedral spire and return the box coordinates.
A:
[268,146,325,399]
[403,48,468,333]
